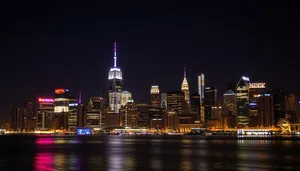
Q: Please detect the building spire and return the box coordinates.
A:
[184,64,187,77]
[113,41,117,67]
[78,92,82,104]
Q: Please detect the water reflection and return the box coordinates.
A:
[34,153,54,171]
[1,136,299,170]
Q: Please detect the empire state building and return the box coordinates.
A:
[108,41,123,113]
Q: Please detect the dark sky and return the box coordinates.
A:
[0,1,299,120]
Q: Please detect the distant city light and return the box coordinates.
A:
[69,103,78,106]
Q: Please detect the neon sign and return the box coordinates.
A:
[38,98,54,103]
[55,89,65,94]
[249,83,266,89]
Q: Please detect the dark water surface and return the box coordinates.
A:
[1,135,300,171]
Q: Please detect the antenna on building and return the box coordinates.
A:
[78,92,82,104]
[113,41,117,67]
[184,64,187,77]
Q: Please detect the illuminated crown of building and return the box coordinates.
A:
[150,85,160,94]
[181,64,190,102]
[181,65,189,91]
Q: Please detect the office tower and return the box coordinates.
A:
[223,90,237,128]
[150,85,160,108]
[285,94,297,123]
[270,88,285,125]
[181,65,190,102]
[204,86,217,122]
[68,97,78,132]
[77,104,86,127]
[258,94,274,127]
[108,41,123,113]
[198,74,205,122]
[53,88,72,130]
[191,93,200,115]
[161,93,167,110]
[236,76,250,127]
[120,98,138,127]
[86,98,101,129]
[24,101,37,131]
[248,82,267,126]
[149,107,164,129]
[167,91,185,114]
[37,98,54,129]
[10,106,22,131]
[136,103,149,127]
[121,91,132,106]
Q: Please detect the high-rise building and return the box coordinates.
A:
[248,82,267,127]
[181,65,190,102]
[223,90,237,128]
[24,101,37,131]
[10,106,22,131]
[285,94,297,124]
[120,98,138,127]
[149,107,164,129]
[198,74,205,122]
[53,88,71,130]
[191,94,200,114]
[236,76,250,127]
[121,91,132,106]
[77,104,86,128]
[86,98,101,129]
[108,41,123,113]
[136,103,149,127]
[167,91,185,114]
[161,93,167,110]
[68,97,78,131]
[150,85,160,108]
[204,86,217,122]
[258,94,274,127]
[270,88,285,125]
[37,98,54,129]
[223,90,237,116]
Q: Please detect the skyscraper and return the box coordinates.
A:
[161,93,167,110]
[270,88,285,125]
[108,41,123,113]
[198,74,205,122]
[181,65,190,102]
[236,76,250,127]
[150,85,160,108]
[167,91,185,114]
[121,91,132,106]
[204,86,217,122]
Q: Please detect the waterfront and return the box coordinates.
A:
[1,135,300,170]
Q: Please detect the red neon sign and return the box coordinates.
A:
[55,89,65,94]
[38,98,54,103]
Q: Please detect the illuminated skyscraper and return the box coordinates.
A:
[108,41,123,113]
[181,65,190,102]
[236,76,250,127]
[121,91,132,106]
[150,85,160,107]
[161,93,167,110]
[198,74,205,122]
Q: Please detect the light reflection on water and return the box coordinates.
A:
[0,136,299,170]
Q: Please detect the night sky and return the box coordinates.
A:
[0,1,299,120]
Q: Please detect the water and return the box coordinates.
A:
[1,135,300,170]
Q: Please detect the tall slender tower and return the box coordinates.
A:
[108,41,123,113]
[181,64,190,102]
[198,74,205,122]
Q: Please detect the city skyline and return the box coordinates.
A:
[1,2,299,120]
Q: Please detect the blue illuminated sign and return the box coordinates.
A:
[76,128,91,135]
